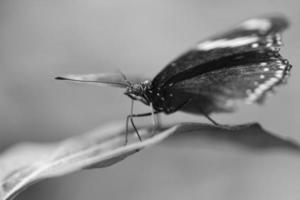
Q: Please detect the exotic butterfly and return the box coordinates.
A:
[56,14,292,143]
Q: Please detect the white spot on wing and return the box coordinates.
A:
[240,18,271,32]
[246,57,292,104]
[275,70,284,78]
[260,62,267,66]
[246,75,283,104]
[279,65,286,69]
[197,37,258,51]
[266,43,272,47]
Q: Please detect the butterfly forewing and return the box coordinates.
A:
[211,15,288,39]
[167,50,291,114]
[152,15,289,89]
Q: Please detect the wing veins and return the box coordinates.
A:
[163,50,277,88]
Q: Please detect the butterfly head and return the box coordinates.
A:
[124,80,152,105]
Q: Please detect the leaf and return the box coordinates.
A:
[0,122,299,200]
[167,123,300,151]
[0,123,179,200]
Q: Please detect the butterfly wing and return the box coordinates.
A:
[152,14,289,89]
[167,50,292,114]
[55,73,130,88]
[55,73,148,88]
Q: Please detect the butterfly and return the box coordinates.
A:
[56,14,292,143]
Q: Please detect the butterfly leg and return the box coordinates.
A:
[154,113,162,130]
[184,101,229,127]
[199,107,243,130]
[201,112,219,126]
[165,98,193,114]
[150,103,160,135]
[195,105,221,126]
[125,112,160,144]
[125,100,160,145]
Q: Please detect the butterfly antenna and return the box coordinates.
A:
[117,70,131,86]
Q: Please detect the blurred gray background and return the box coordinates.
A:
[0,0,299,200]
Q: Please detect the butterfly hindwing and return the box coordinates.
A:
[152,15,289,89]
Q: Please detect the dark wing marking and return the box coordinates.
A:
[55,73,130,88]
[163,51,291,114]
[152,15,289,89]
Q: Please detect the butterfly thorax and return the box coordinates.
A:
[124,80,153,106]
[124,80,174,113]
